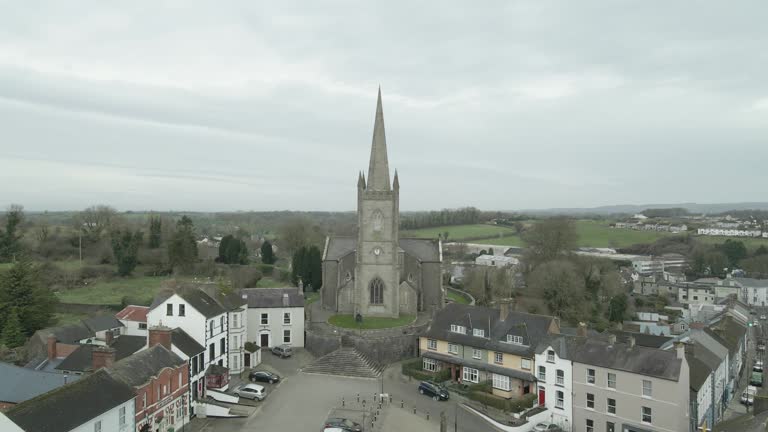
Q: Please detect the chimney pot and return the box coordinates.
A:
[607,334,617,345]
[577,322,588,337]
[282,293,290,307]
[628,336,636,348]
[47,334,57,361]
[499,299,511,321]
[675,341,685,359]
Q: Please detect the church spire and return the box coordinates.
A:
[367,87,391,191]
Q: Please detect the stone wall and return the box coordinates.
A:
[312,319,430,364]
[304,329,341,358]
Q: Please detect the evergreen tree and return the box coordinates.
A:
[0,259,56,337]
[306,245,323,292]
[168,216,198,271]
[291,246,307,287]
[218,235,248,264]
[0,205,24,262]
[608,294,628,323]
[261,240,276,265]
[1,307,26,348]
[111,230,143,276]
[754,245,768,257]
[148,216,162,249]
[718,239,747,268]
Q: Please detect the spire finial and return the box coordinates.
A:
[367,88,390,191]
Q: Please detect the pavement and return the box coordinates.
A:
[186,347,497,432]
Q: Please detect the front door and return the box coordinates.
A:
[244,352,251,367]
[260,334,269,347]
[538,388,545,406]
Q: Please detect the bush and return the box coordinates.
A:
[255,263,275,276]
[401,358,450,382]
[469,391,509,411]
[78,265,114,280]
[510,393,536,413]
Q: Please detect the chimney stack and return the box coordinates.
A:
[577,322,588,337]
[92,346,116,370]
[282,293,290,307]
[628,336,636,349]
[47,334,57,361]
[675,341,685,359]
[499,299,511,321]
[104,330,114,346]
[607,333,617,345]
[148,325,173,351]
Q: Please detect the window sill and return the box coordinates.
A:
[555,405,564,410]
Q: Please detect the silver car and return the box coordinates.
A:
[234,383,266,400]
[271,344,293,358]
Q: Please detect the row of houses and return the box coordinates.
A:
[614,222,688,233]
[697,228,767,238]
[417,300,748,432]
[1,284,306,432]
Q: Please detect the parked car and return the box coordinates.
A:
[249,370,281,384]
[751,371,763,387]
[754,360,764,372]
[324,418,363,432]
[742,386,758,405]
[234,383,266,400]
[761,314,766,320]
[271,344,293,358]
[759,342,766,352]
[418,381,450,401]
[533,423,563,432]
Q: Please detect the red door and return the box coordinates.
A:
[538,388,545,406]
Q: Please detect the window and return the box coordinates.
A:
[232,314,238,328]
[492,373,511,391]
[94,420,102,432]
[369,277,384,304]
[462,367,479,383]
[178,372,182,389]
[209,343,215,361]
[473,328,485,337]
[284,312,291,325]
[521,358,531,370]
[283,329,291,344]
[234,335,238,349]
[138,323,148,330]
[556,369,564,386]
[163,384,168,395]
[494,352,503,364]
[167,304,173,316]
[607,373,616,389]
[372,209,383,232]
[427,339,437,350]
[587,368,596,384]
[179,304,185,317]
[642,380,652,397]
[642,406,652,423]
[450,324,466,334]
[586,393,594,409]
[538,366,546,381]
[607,398,616,414]
[209,321,213,335]
[506,335,523,345]
[472,349,482,359]
[607,422,615,432]
[586,419,594,432]
[220,316,225,329]
[143,392,147,408]
[448,343,459,354]
[233,356,238,370]
[546,350,555,363]
[261,313,269,325]
[192,356,198,376]
[220,337,225,355]
[423,357,437,372]
[556,391,564,409]
[119,406,126,426]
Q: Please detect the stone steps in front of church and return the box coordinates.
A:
[301,347,384,379]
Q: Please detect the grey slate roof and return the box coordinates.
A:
[399,238,440,262]
[707,316,746,355]
[324,237,356,261]
[56,336,145,373]
[5,369,135,432]
[538,335,683,382]
[424,303,556,357]
[171,328,205,357]
[241,287,305,308]
[687,353,711,392]
[107,344,184,387]
[150,287,226,318]
[423,351,536,382]
[0,362,81,405]
[733,277,768,288]
[606,330,674,348]
[82,315,124,333]
[46,323,94,344]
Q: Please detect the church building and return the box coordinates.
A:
[321,90,444,318]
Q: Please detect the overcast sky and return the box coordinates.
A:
[1,1,766,212]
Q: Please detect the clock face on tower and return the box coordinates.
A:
[373,246,382,256]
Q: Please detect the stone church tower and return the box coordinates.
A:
[355,89,401,318]
[321,90,444,319]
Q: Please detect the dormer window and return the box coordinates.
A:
[506,335,523,345]
[450,324,466,334]
[473,328,485,337]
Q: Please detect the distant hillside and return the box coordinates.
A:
[517,202,768,216]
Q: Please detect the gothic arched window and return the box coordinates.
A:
[369,277,384,304]
[372,209,384,232]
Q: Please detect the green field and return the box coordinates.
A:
[446,289,471,304]
[402,224,516,241]
[56,276,169,305]
[328,314,415,329]
[696,236,768,250]
[53,312,91,326]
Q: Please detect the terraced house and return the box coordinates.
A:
[419,302,559,399]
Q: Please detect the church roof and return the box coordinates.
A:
[324,237,356,261]
[399,238,440,262]
[367,87,391,191]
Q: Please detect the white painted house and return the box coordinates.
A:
[534,339,573,431]
[115,305,149,337]
[242,288,305,349]
[475,255,518,268]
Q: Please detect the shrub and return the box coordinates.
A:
[510,393,536,413]
[468,391,509,411]
[401,358,450,382]
[255,263,275,276]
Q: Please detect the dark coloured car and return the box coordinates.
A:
[324,417,363,432]
[271,344,293,358]
[249,370,280,384]
[418,381,449,401]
